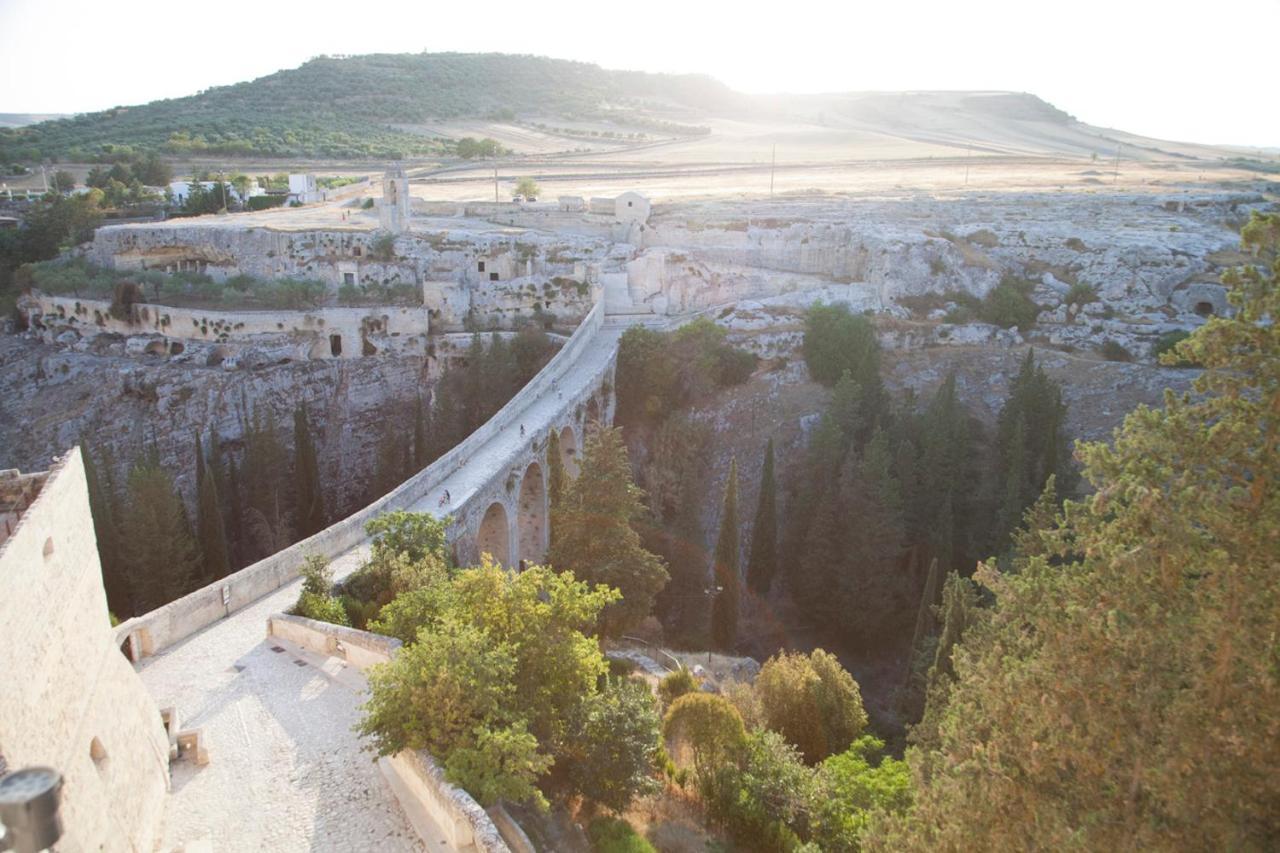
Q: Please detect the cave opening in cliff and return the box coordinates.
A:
[1195,301,1214,317]
[330,334,342,356]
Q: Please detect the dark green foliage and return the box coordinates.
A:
[587,817,657,853]
[802,303,882,390]
[1152,329,1197,366]
[615,319,755,428]
[1099,339,1133,361]
[292,405,326,538]
[978,274,1040,330]
[0,53,736,162]
[412,397,429,470]
[119,453,198,612]
[426,329,555,465]
[80,442,128,614]
[702,730,813,852]
[240,406,291,560]
[991,350,1075,549]
[745,439,777,596]
[549,427,669,635]
[195,433,231,582]
[710,459,740,650]
[657,667,698,709]
[558,677,661,811]
[909,572,981,753]
[1064,282,1098,307]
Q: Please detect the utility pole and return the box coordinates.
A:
[494,167,499,203]
[769,144,776,198]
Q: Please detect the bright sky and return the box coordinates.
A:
[1,0,1276,148]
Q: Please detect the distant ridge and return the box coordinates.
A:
[0,53,736,161]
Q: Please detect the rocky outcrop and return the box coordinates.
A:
[0,333,436,521]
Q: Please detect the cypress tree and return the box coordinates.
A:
[243,406,290,558]
[745,439,777,595]
[838,429,906,642]
[910,570,982,752]
[412,396,430,470]
[710,459,740,650]
[119,452,198,613]
[909,556,942,669]
[547,428,565,517]
[81,442,128,614]
[293,404,325,537]
[196,443,231,581]
[226,454,245,568]
[548,426,669,636]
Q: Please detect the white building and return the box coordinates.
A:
[614,191,651,225]
[288,174,322,204]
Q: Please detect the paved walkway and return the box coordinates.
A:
[138,546,429,853]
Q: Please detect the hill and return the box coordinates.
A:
[0,53,735,162]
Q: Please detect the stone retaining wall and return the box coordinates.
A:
[261,612,513,852]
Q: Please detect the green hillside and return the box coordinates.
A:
[0,52,735,162]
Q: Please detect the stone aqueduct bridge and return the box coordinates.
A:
[115,301,655,659]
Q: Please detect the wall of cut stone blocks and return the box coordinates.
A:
[0,449,170,853]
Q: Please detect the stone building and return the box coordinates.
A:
[0,450,170,852]
[379,167,411,234]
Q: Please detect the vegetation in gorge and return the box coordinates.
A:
[873,211,1280,849]
[81,328,554,619]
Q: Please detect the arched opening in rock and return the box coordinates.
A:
[476,501,511,567]
[143,340,167,356]
[169,341,185,355]
[516,461,547,566]
[1194,301,1214,317]
[329,333,343,357]
[559,425,579,478]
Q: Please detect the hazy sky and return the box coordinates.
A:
[1,0,1276,147]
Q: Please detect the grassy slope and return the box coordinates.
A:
[0,53,735,161]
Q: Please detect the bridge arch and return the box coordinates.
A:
[516,461,547,566]
[558,425,580,479]
[476,501,512,567]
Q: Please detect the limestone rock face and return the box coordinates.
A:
[0,334,436,523]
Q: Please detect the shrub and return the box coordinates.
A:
[588,817,656,853]
[558,678,661,811]
[755,649,867,763]
[1064,282,1098,307]
[371,232,397,261]
[657,667,698,709]
[361,197,375,209]
[1100,340,1133,362]
[802,303,881,387]
[1152,329,1198,367]
[979,275,1040,330]
[1065,236,1087,251]
[299,554,333,598]
[810,736,911,850]
[702,730,813,853]
[662,693,747,784]
[295,591,350,626]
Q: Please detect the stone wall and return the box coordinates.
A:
[262,613,514,852]
[22,293,431,361]
[0,449,170,853]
